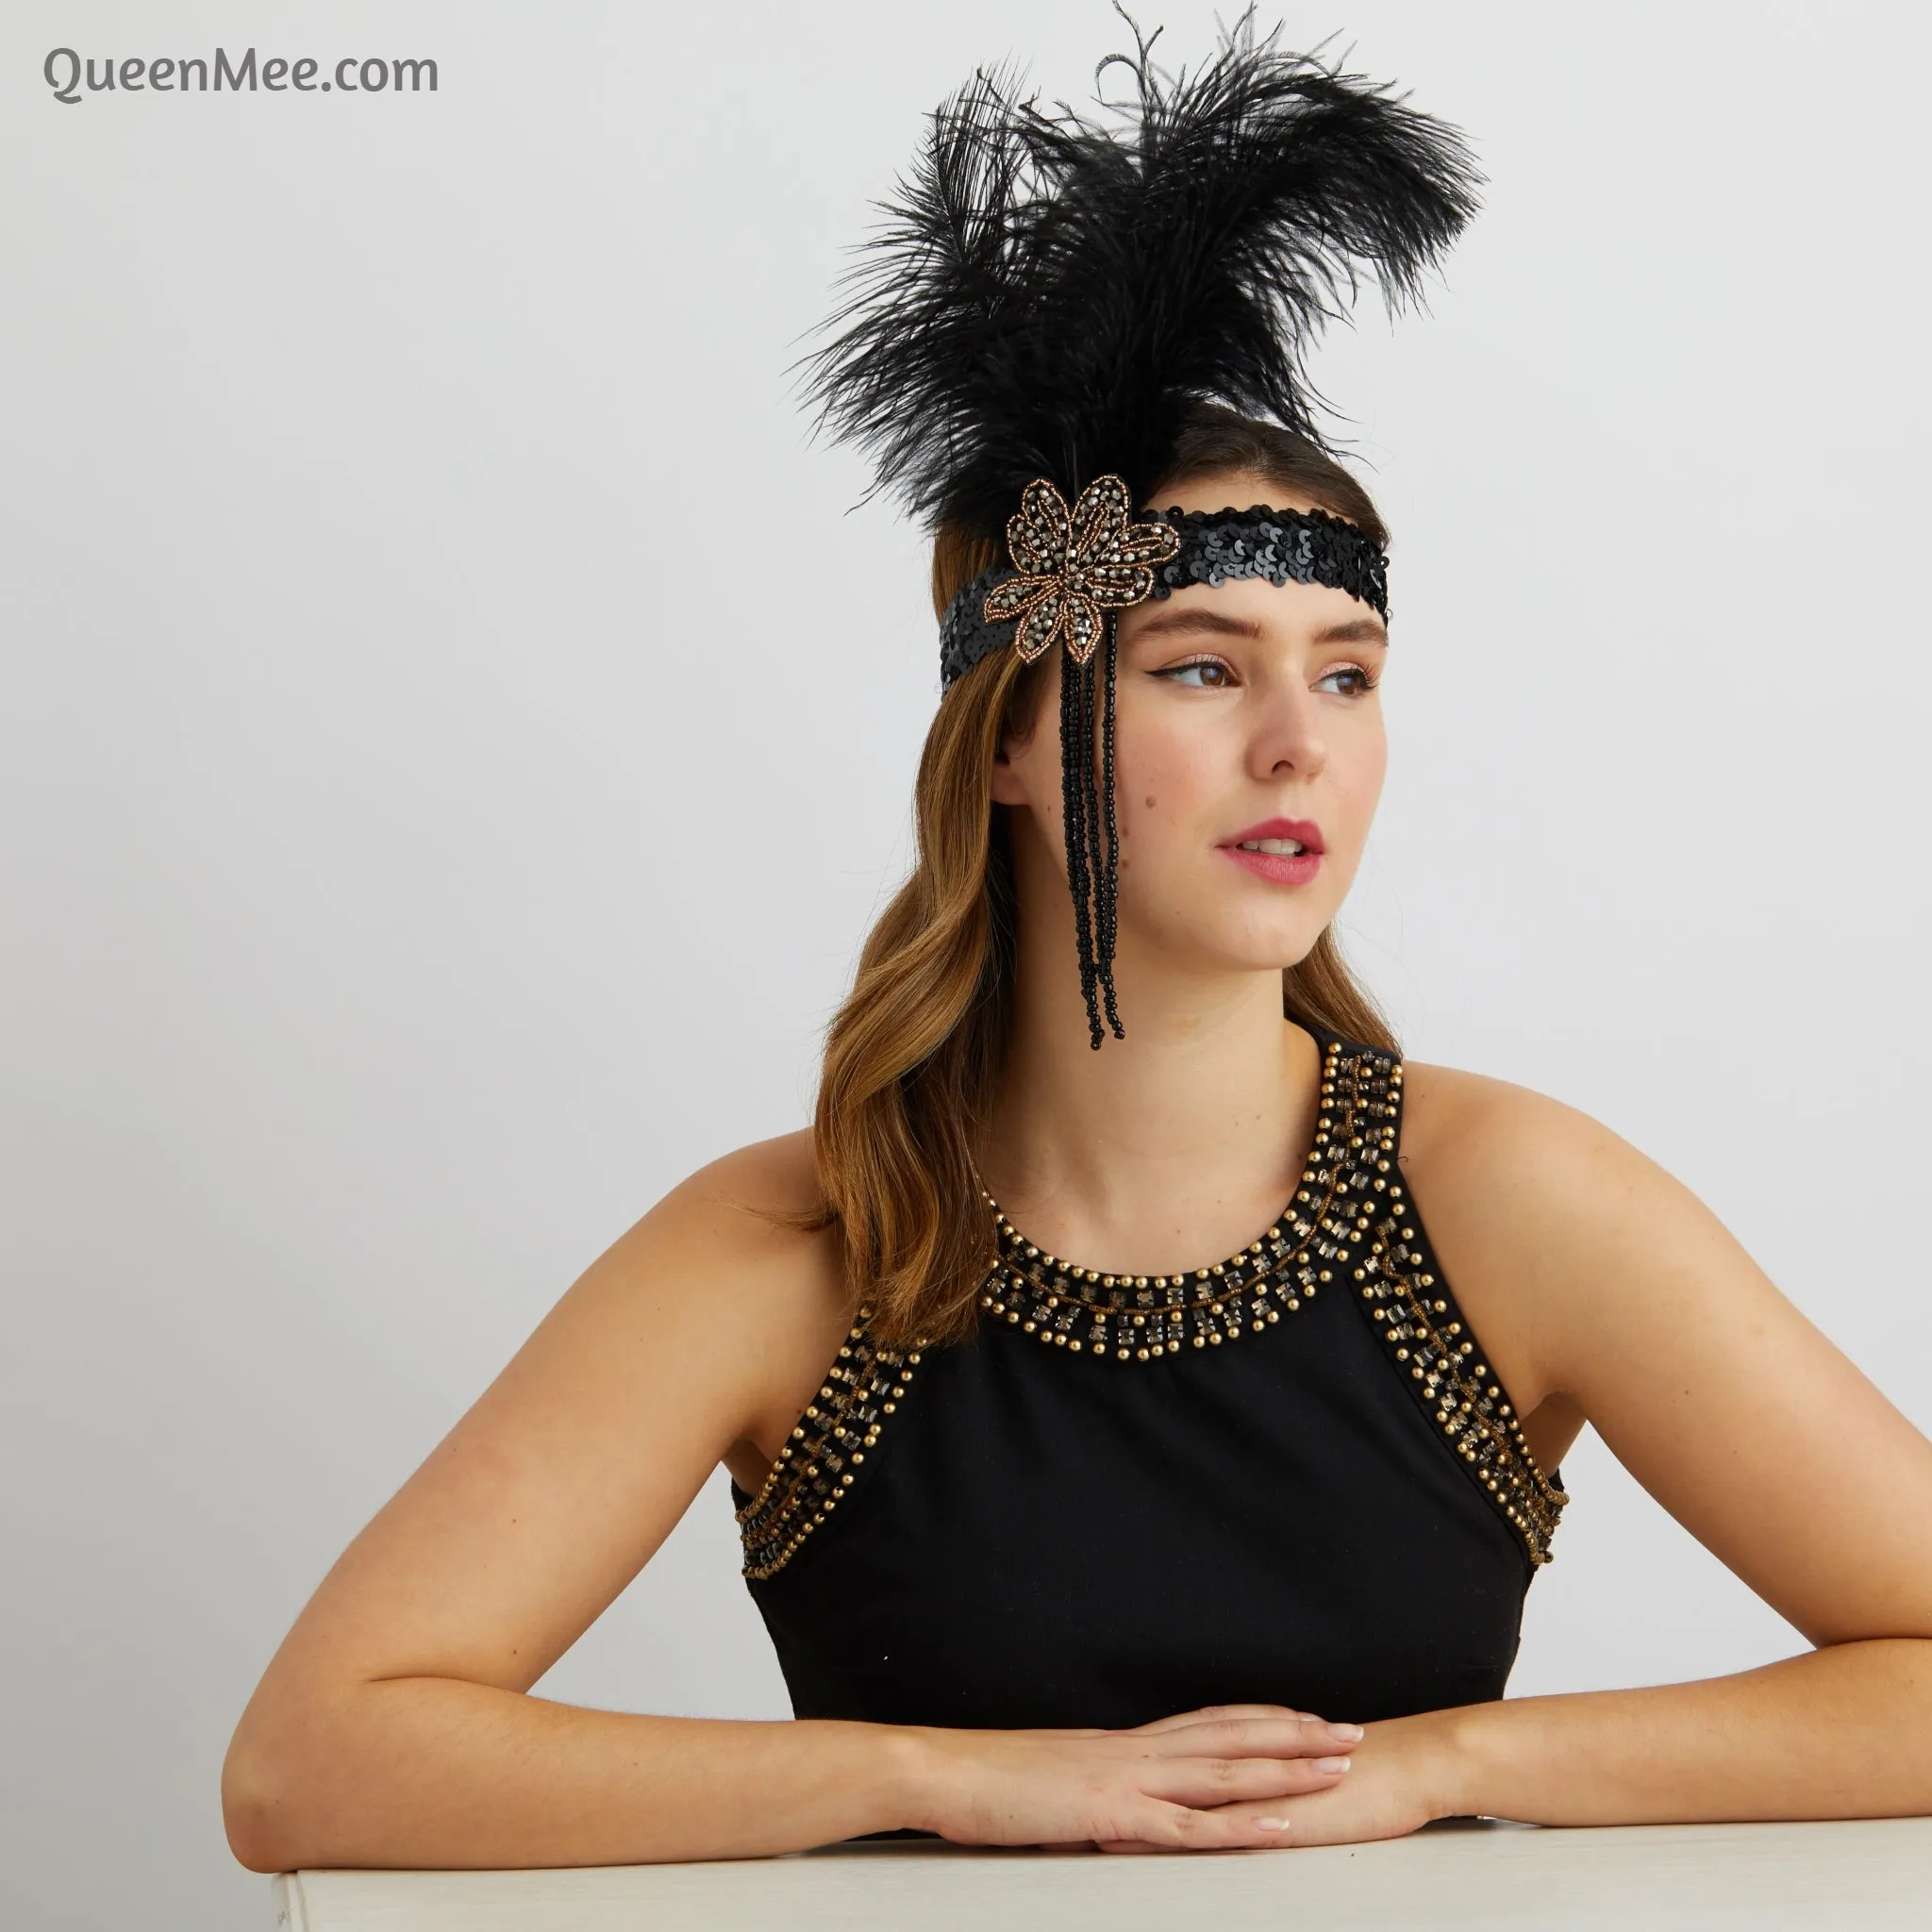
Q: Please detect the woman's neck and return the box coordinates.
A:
[976,947,1324,1277]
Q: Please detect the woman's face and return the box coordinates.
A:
[991,470,1389,980]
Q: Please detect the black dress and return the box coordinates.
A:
[730,1024,1567,1730]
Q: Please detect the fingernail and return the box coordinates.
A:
[1256,1817,1291,1831]
[1313,1756,1352,1774]
[1334,1723,1365,1742]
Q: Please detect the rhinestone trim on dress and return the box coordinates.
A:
[737,1035,1566,1577]
[1354,1203,1568,1566]
[735,1314,924,1581]
[978,1037,1371,1357]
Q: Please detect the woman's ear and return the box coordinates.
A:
[990,652,1054,808]
[989,731,1032,807]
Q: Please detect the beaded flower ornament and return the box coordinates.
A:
[983,476,1180,665]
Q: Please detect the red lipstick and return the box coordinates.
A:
[1218,816,1325,886]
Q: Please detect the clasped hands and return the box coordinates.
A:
[906,1702,1464,1854]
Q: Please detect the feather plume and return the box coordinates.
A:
[804,10,1481,541]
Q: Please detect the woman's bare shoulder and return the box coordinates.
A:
[1390,1057,1683,1422]
[595,1128,848,1341]
[685,1126,825,1212]
[474,1127,854,1493]
[610,1130,858,1476]
[1394,1056,1648,1209]
[1393,1055,1932,1642]
[482,1126,849,1434]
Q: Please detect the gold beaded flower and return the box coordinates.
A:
[981,475,1181,666]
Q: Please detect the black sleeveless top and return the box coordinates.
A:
[729,1027,1567,1730]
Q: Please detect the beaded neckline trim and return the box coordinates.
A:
[736,1032,1566,1578]
[980,1036,1365,1358]
[980,1031,1563,1564]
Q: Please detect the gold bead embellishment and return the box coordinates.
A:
[978,1040,1396,1359]
[977,1031,1567,1571]
[1353,1204,1568,1566]
[740,1037,1565,1580]
[981,474,1181,667]
[735,1312,927,1580]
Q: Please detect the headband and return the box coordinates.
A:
[940,497,1389,690]
[803,21,1474,1047]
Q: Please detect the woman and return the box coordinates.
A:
[223,26,1932,1868]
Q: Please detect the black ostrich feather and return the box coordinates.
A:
[804,11,1482,541]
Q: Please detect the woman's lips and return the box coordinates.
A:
[1218,817,1325,886]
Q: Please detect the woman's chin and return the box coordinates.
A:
[1124,922,1337,983]
[1123,873,1348,971]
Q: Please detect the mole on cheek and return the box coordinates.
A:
[1143,795,1157,809]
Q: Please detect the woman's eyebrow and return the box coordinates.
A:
[1311,616,1390,648]
[1131,608,1263,640]
[1131,608,1390,646]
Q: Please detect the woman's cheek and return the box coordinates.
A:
[1120,715,1211,827]
[1325,737,1388,894]
[1114,774,1192,900]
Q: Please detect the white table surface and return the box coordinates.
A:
[272,1817,1932,1931]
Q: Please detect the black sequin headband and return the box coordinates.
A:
[940,481,1390,689]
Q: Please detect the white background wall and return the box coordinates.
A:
[3,2,1927,1925]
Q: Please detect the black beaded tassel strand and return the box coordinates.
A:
[1058,619,1124,1050]
[1097,617,1123,1038]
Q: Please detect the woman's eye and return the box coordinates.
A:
[1156,658,1236,689]
[1314,663,1377,696]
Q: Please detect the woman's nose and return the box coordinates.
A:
[1246,682,1328,782]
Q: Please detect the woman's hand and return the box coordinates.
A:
[1150,1710,1460,1853]
[903,1704,1374,1852]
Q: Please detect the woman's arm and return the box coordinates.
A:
[1434,1638,1932,1825]
[1247,1071,1932,1847]
[222,1135,880,1867]
[222,1135,1359,1869]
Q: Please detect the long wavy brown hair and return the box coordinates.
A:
[807,405,1398,1347]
